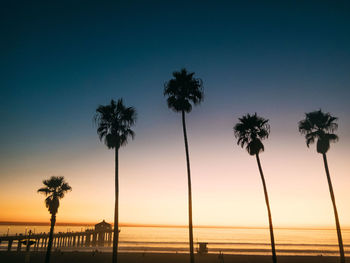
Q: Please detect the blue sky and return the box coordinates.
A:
[2,1,349,140]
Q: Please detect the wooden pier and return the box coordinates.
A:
[0,220,115,252]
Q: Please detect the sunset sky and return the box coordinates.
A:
[1,1,349,228]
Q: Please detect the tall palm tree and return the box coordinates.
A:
[164,68,204,263]
[94,98,136,263]
[298,109,345,263]
[233,113,277,263]
[38,176,71,263]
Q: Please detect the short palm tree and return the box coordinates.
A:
[95,99,136,263]
[298,109,345,263]
[164,68,204,263]
[234,113,277,263]
[38,176,71,263]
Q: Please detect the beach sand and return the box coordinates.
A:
[0,252,348,263]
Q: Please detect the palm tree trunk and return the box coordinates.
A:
[256,154,277,263]
[112,147,119,263]
[323,153,345,263]
[182,110,195,263]
[45,213,56,263]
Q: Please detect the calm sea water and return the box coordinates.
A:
[1,225,349,256]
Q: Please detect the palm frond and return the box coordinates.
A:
[37,188,51,195]
[233,113,270,155]
[38,176,71,215]
[164,68,204,113]
[326,133,339,143]
[95,98,137,149]
[298,109,339,153]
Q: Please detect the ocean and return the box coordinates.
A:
[0,225,349,256]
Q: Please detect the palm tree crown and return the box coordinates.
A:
[164,68,204,113]
[95,99,136,149]
[37,176,72,215]
[298,109,338,154]
[234,113,270,155]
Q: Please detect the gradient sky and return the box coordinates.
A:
[1,1,350,228]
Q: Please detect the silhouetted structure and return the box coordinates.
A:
[95,99,136,263]
[95,220,112,247]
[234,113,277,263]
[0,221,114,252]
[197,242,208,254]
[164,68,204,263]
[299,109,345,263]
[95,220,112,231]
[38,176,72,263]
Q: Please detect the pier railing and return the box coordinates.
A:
[0,228,114,252]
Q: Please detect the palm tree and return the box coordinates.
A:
[233,113,277,263]
[164,68,204,263]
[298,109,345,263]
[94,98,136,263]
[38,176,72,263]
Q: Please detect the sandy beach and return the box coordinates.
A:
[1,252,349,263]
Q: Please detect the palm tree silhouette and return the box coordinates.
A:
[164,68,204,263]
[234,113,277,263]
[298,109,345,263]
[38,176,71,263]
[95,99,136,263]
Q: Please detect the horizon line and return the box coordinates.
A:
[1,221,349,230]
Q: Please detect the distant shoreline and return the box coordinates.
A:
[0,221,349,230]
